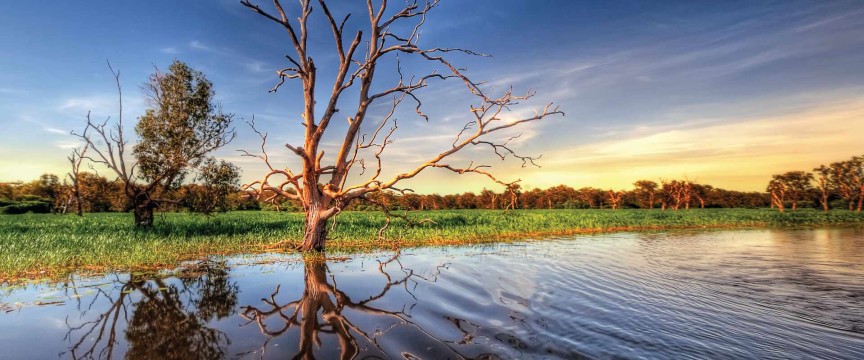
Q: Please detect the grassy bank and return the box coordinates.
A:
[1,208,863,282]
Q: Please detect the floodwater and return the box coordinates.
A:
[2,229,864,359]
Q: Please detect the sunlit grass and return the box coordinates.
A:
[1,209,862,282]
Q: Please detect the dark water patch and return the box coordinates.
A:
[1,229,864,359]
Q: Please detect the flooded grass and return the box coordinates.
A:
[1,208,863,282]
[2,229,864,358]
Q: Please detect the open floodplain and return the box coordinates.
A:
[1,226,863,359]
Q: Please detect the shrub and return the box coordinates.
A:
[0,201,51,214]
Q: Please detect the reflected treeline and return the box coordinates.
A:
[62,261,238,359]
[239,253,492,359]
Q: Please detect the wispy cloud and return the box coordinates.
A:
[42,127,68,135]
[58,95,115,114]
[0,88,27,95]
[245,61,266,73]
[160,47,178,54]
[53,139,81,150]
[189,40,211,52]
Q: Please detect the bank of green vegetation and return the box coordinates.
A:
[1,208,863,282]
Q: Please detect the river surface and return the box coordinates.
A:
[1,228,864,359]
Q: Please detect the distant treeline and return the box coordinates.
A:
[3,153,862,214]
[0,173,255,215]
[767,155,864,212]
[0,174,768,213]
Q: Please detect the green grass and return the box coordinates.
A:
[1,208,863,282]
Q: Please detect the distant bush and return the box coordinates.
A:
[0,198,14,207]
[0,201,51,214]
[15,195,50,203]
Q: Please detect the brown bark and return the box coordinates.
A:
[72,181,84,216]
[133,203,155,228]
[299,208,329,251]
[857,185,864,212]
[818,178,829,212]
[607,190,623,210]
[770,190,785,213]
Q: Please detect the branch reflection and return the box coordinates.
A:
[240,252,479,359]
[63,261,238,360]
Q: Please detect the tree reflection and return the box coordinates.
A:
[240,252,477,359]
[63,261,238,360]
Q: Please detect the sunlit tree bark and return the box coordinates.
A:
[240,0,563,250]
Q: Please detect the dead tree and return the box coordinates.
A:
[71,63,155,225]
[65,144,90,216]
[505,183,521,210]
[240,0,563,250]
[606,189,624,210]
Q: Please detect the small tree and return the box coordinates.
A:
[813,165,832,212]
[65,144,90,216]
[690,183,712,209]
[783,171,814,211]
[74,61,235,227]
[767,171,814,212]
[825,157,863,211]
[659,179,691,210]
[185,159,242,215]
[767,177,787,212]
[606,189,624,210]
[633,180,658,209]
[240,0,563,250]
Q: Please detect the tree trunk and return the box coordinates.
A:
[820,191,829,212]
[298,210,328,251]
[134,204,155,228]
[73,181,84,217]
[771,190,785,213]
[75,196,84,216]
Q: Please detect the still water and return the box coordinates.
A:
[1,229,863,359]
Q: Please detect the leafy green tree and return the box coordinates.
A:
[74,60,235,227]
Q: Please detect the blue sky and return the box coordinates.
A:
[1,1,863,192]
